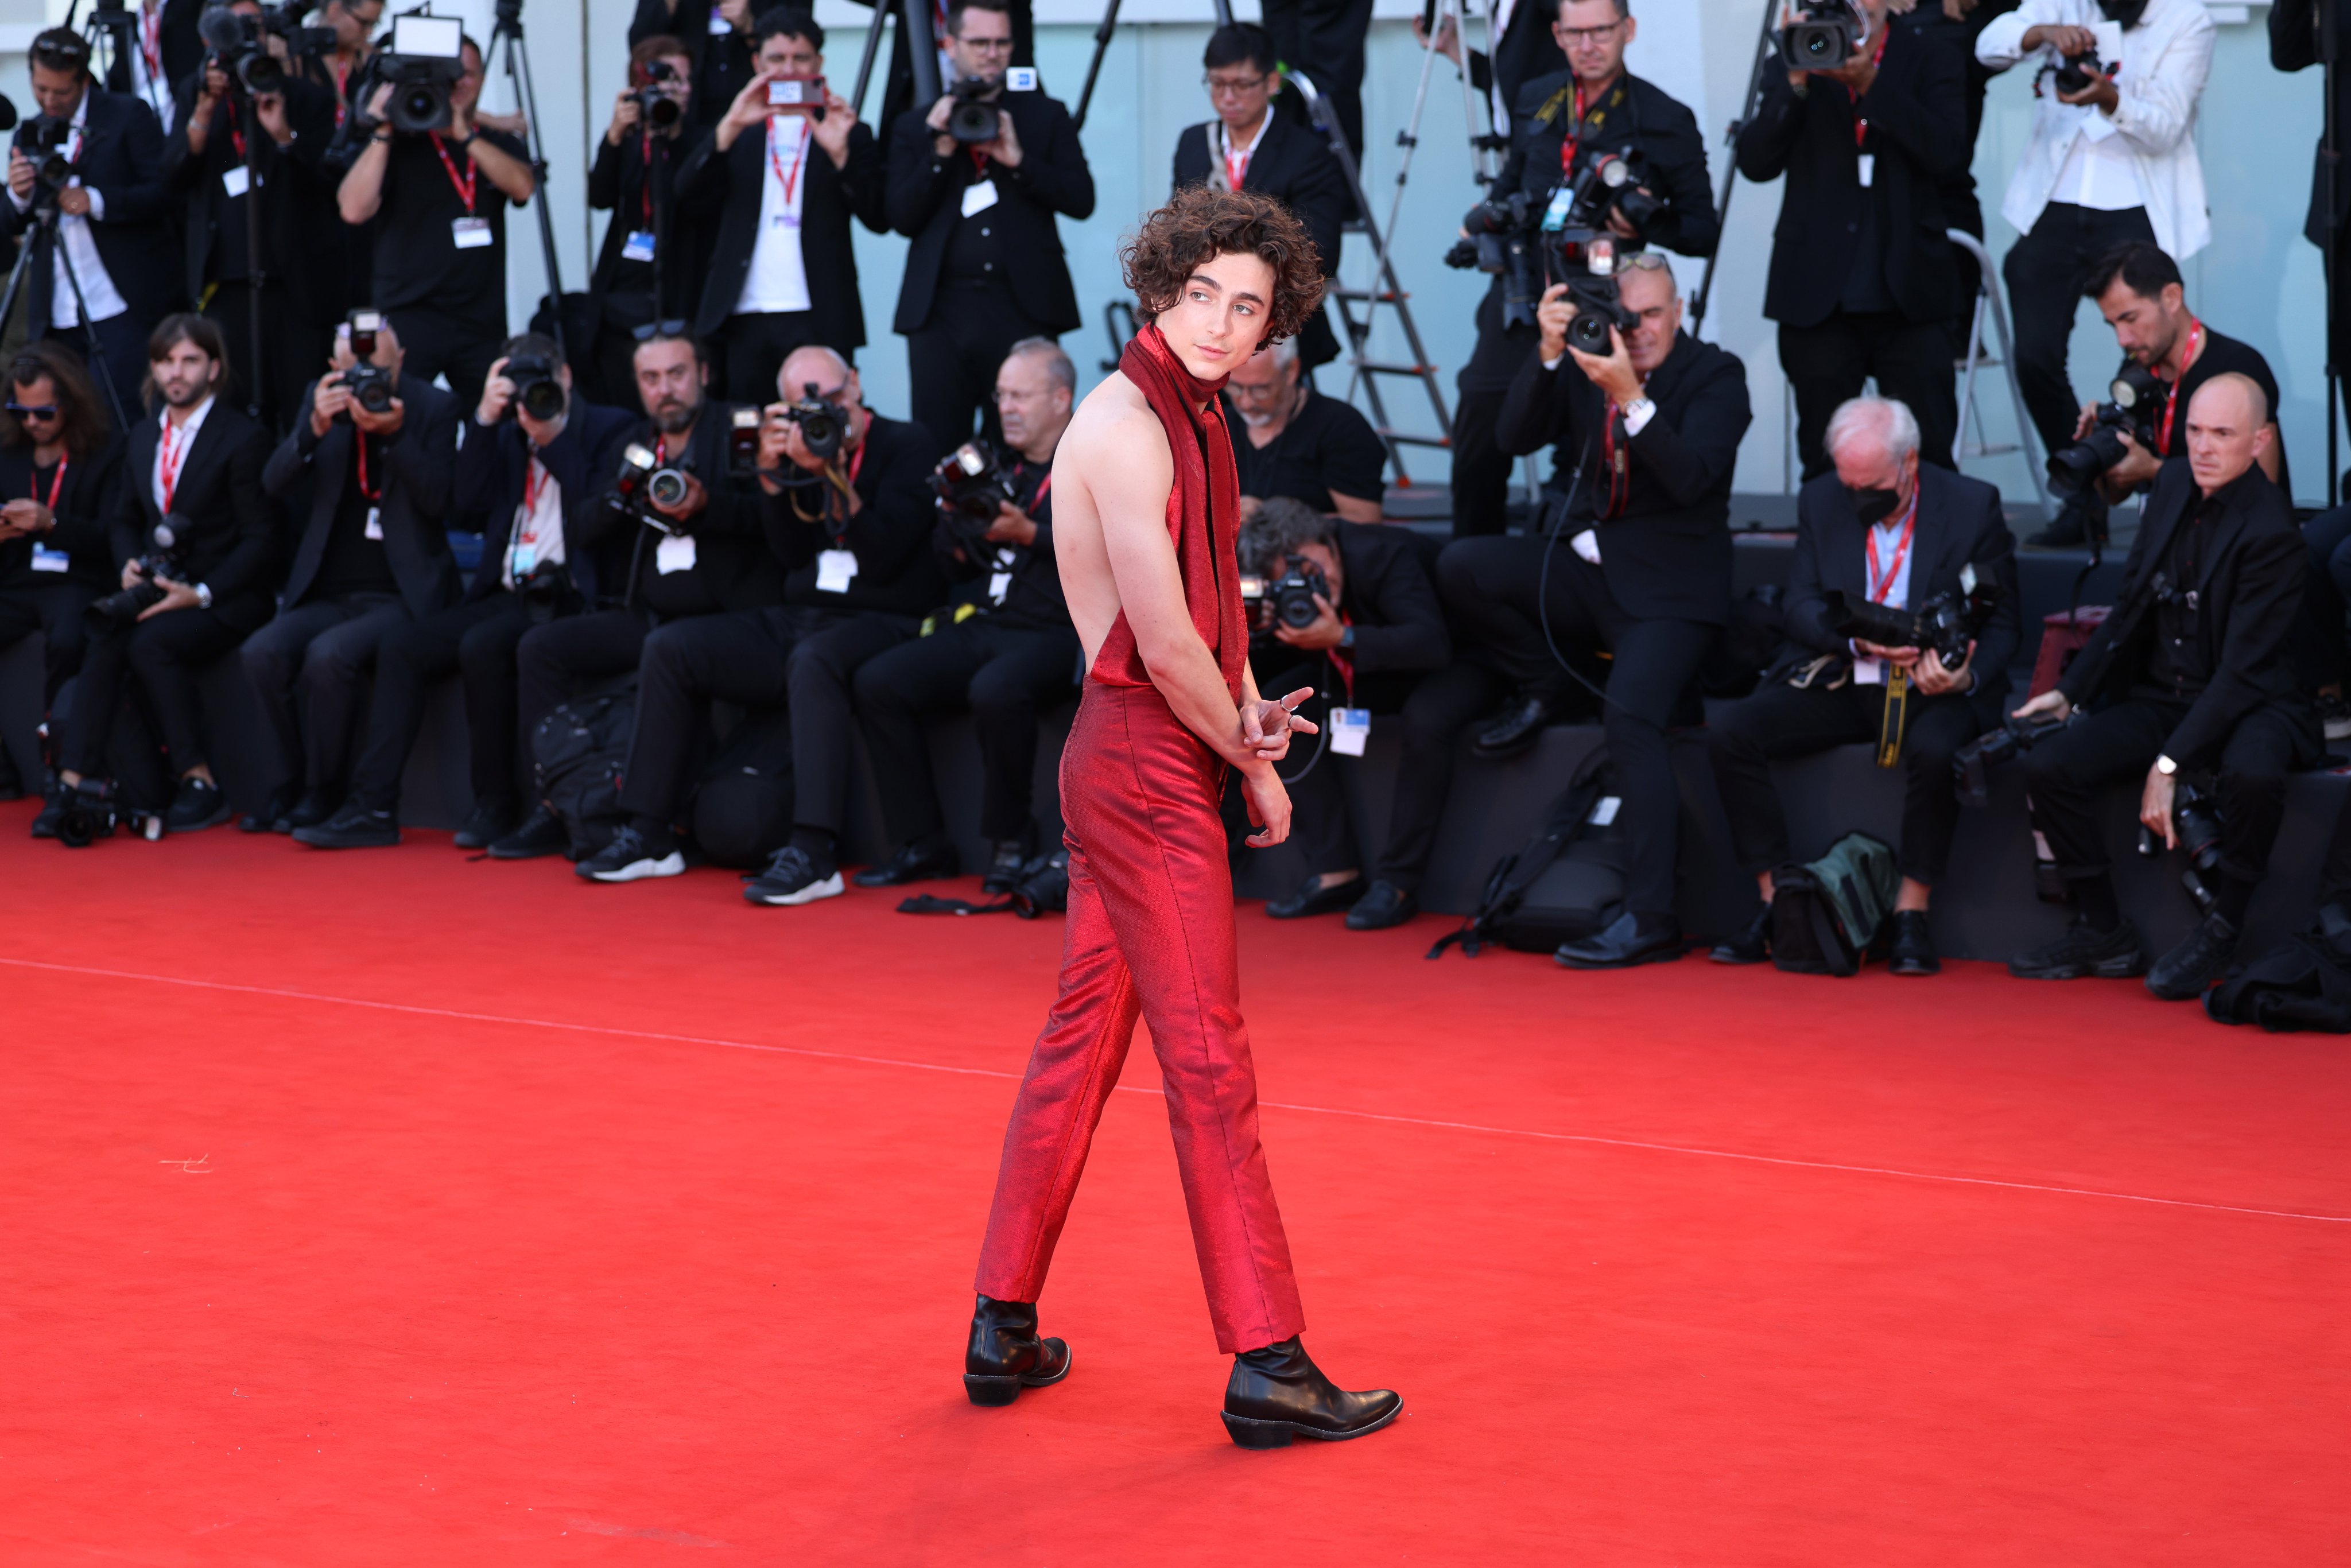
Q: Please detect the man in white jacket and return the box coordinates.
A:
[1978,0,2213,545]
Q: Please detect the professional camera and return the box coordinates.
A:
[1444,191,1544,329]
[515,557,571,623]
[353,13,465,135]
[503,353,566,422]
[778,383,846,463]
[339,362,394,415]
[85,518,192,634]
[2047,361,2163,500]
[1822,565,2001,672]
[610,441,691,531]
[1558,147,1664,246]
[21,114,76,195]
[638,57,684,130]
[946,76,1001,143]
[2051,48,2105,95]
[728,406,762,480]
[199,5,289,94]
[55,779,118,848]
[1953,707,2077,810]
[931,441,1016,521]
[2140,779,2227,914]
[1556,239,1642,354]
[1778,0,1866,69]
[1266,558,1330,631]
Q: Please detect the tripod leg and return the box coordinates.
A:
[902,0,940,107]
[1073,0,1123,133]
[498,24,568,360]
[852,0,893,118]
[51,219,128,430]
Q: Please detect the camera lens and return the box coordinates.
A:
[646,94,681,129]
[647,469,689,509]
[519,379,567,422]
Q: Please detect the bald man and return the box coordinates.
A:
[2009,372,2319,1001]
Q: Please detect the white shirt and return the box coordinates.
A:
[502,453,567,589]
[5,92,130,329]
[128,0,176,129]
[735,116,814,316]
[1212,114,1271,188]
[153,394,216,516]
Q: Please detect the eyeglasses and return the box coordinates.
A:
[1204,72,1271,96]
[1557,20,1627,45]
[6,402,59,420]
[957,36,1014,52]
[1616,251,1671,273]
[631,319,690,341]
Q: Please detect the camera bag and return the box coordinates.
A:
[894,849,1072,919]
[2204,909,2351,1033]
[1769,832,1899,977]
[689,707,793,870]
[532,690,635,859]
[1427,748,1623,958]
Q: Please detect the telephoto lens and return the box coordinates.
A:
[948,77,999,143]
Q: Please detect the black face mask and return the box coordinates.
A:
[2098,0,2147,28]
[1849,485,1900,526]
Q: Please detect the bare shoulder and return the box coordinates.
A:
[1059,372,1173,500]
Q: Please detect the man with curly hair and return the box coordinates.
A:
[961,186,1400,1449]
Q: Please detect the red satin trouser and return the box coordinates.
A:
[975,680,1306,1354]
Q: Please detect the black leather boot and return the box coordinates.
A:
[963,1294,1072,1407]
[1221,1337,1400,1448]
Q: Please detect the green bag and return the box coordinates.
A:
[1770,832,1900,976]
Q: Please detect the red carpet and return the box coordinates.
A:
[5,805,2348,1565]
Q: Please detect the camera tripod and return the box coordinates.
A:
[486,0,567,359]
[0,194,133,430]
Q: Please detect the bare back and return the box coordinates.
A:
[1049,370,1182,674]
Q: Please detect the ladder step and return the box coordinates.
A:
[1353,360,1436,377]
[1375,430,1452,448]
[1332,287,1406,302]
[1962,444,2022,458]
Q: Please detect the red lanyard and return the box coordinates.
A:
[429,133,478,215]
[1223,121,1258,189]
[332,56,350,130]
[1557,81,1590,174]
[967,146,991,178]
[2155,318,2206,456]
[141,6,164,88]
[1031,472,1050,506]
[158,417,190,512]
[1846,28,1892,149]
[226,98,246,162]
[32,456,66,510]
[1865,494,1918,604]
[354,430,381,502]
[769,118,809,206]
[847,440,866,487]
[641,130,655,226]
[1599,397,1634,519]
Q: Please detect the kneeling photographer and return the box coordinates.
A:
[1446,0,1717,537]
[2008,374,2317,999]
[1241,498,1450,923]
[1437,252,1749,969]
[852,338,1076,892]
[1704,397,2019,976]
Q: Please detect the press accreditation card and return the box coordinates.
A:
[816,548,858,593]
[1857,153,1875,188]
[363,506,383,542]
[222,165,251,199]
[656,534,698,573]
[1330,708,1371,757]
[451,216,493,250]
[622,230,656,263]
[30,543,69,573]
[961,179,998,218]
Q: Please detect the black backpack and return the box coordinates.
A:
[1427,748,1624,958]
[1769,832,1900,976]
[532,691,634,859]
[689,707,794,869]
[2205,911,2351,1032]
[895,848,1072,919]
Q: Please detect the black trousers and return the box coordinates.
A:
[1262,0,1374,158]
[242,593,412,794]
[516,606,654,748]
[350,591,538,815]
[385,305,505,415]
[0,580,99,709]
[2299,503,2351,689]
[907,279,1053,451]
[2003,203,2157,458]
[1255,656,1424,877]
[64,604,244,777]
[719,310,851,406]
[1779,311,1959,481]
[1374,658,1507,891]
[1448,387,1514,540]
[1438,535,1715,915]
[202,278,330,437]
[2021,696,2319,887]
[42,314,152,427]
[852,616,1080,848]
[1705,678,1989,888]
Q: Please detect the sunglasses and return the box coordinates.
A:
[6,402,59,420]
[631,319,691,341]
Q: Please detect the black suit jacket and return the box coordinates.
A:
[1171,114,1349,280]
[1778,463,2021,710]
[1495,330,1753,624]
[5,88,183,329]
[111,401,277,632]
[1492,71,1719,258]
[0,438,125,591]
[263,374,460,619]
[1733,15,1968,329]
[587,127,719,327]
[887,90,1093,336]
[454,397,638,606]
[103,0,205,104]
[2271,0,2351,245]
[162,72,340,315]
[1332,521,1450,676]
[2060,462,2310,769]
[578,406,782,615]
[767,411,944,617]
[679,119,889,344]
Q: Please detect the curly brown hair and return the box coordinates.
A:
[1120,186,1326,348]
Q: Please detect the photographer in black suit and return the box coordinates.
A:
[5,29,183,415]
[1705,397,2020,976]
[1735,0,1968,479]
[2009,375,2318,1000]
[54,316,271,835]
[585,36,712,405]
[852,337,1075,892]
[886,0,1093,450]
[1440,253,1751,967]
[107,0,204,130]
[1241,499,1452,923]
[1445,0,1717,537]
[243,316,460,835]
[1416,0,1569,141]
[682,8,888,405]
[1171,24,1351,371]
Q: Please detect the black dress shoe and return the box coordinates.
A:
[963,1294,1071,1407]
[453,801,518,850]
[980,839,1029,894]
[30,779,68,839]
[280,789,337,833]
[239,787,295,834]
[2008,919,2147,980]
[1266,873,1363,919]
[2146,912,2240,1001]
[1887,909,1940,976]
[1345,879,1418,930]
[1471,694,1555,760]
[0,744,22,800]
[1222,1337,1400,1449]
[164,775,230,833]
[1709,905,1771,965]
[487,805,568,860]
[852,837,959,888]
[1556,910,1683,969]
[294,805,401,849]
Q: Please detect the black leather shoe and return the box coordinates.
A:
[0,744,22,799]
[1223,1337,1400,1448]
[453,801,518,850]
[981,839,1029,894]
[30,778,68,839]
[1267,873,1363,919]
[853,837,959,888]
[1709,905,1771,965]
[1345,880,1418,930]
[164,775,230,833]
[487,805,568,860]
[1556,910,1683,969]
[963,1294,1071,1407]
[1471,694,1555,760]
[294,805,401,849]
[1887,909,1940,976]
[2146,912,2240,1002]
[239,786,295,834]
[281,789,337,833]
[2008,919,2147,980]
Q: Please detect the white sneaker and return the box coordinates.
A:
[577,826,686,883]
[744,845,846,906]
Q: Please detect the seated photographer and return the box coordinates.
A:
[852,338,1077,891]
[1239,498,1450,922]
[296,338,635,851]
[53,316,272,835]
[1704,396,2020,976]
[1224,337,1385,524]
[0,344,123,816]
[1445,0,1717,538]
[576,344,937,892]
[1439,252,1750,968]
[510,327,774,864]
[243,314,459,835]
[886,0,1094,449]
[335,30,534,412]
[584,36,715,406]
[1976,0,2214,546]
[2008,374,2318,999]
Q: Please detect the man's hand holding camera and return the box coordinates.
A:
[138,570,205,622]
[926,91,1023,166]
[984,502,1037,548]
[1856,636,1976,694]
[758,402,866,514]
[5,148,36,204]
[606,86,643,145]
[311,372,405,440]
[2075,401,2160,495]
[477,355,565,447]
[2023,24,2119,111]
[1537,282,1642,402]
[649,469,707,527]
[1268,592,1344,651]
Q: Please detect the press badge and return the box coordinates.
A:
[1589,795,1622,827]
[1857,153,1875,188]
[1330,707,1371,757]
[988,546,1014,603]
[451,216,493,250]
[510,541,535,575]
[221,165,251,199]
[1005,68,1038,91]
[1541,184,1575,231]
[622,230,656,263]
[655,533,697,573]
[816,548,858,593]
[961,178,998,218]
[363,506,383,541]
[30,542,69,573]
[707,5,731,31]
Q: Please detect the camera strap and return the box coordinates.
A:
[353,431,382,502]
[1599,399,1631,518]
[1876,663,1910,768]
[1845,28,1892,149]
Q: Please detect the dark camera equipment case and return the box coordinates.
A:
[1427,748,1624,958]
[532,690,635,859]
[1769,832,1899,976]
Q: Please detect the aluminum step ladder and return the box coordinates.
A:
[1949,228,2053,519]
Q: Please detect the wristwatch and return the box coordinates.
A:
[1338,625,1355,649]
[194,583,214,610]
[2155,754,2178,776]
